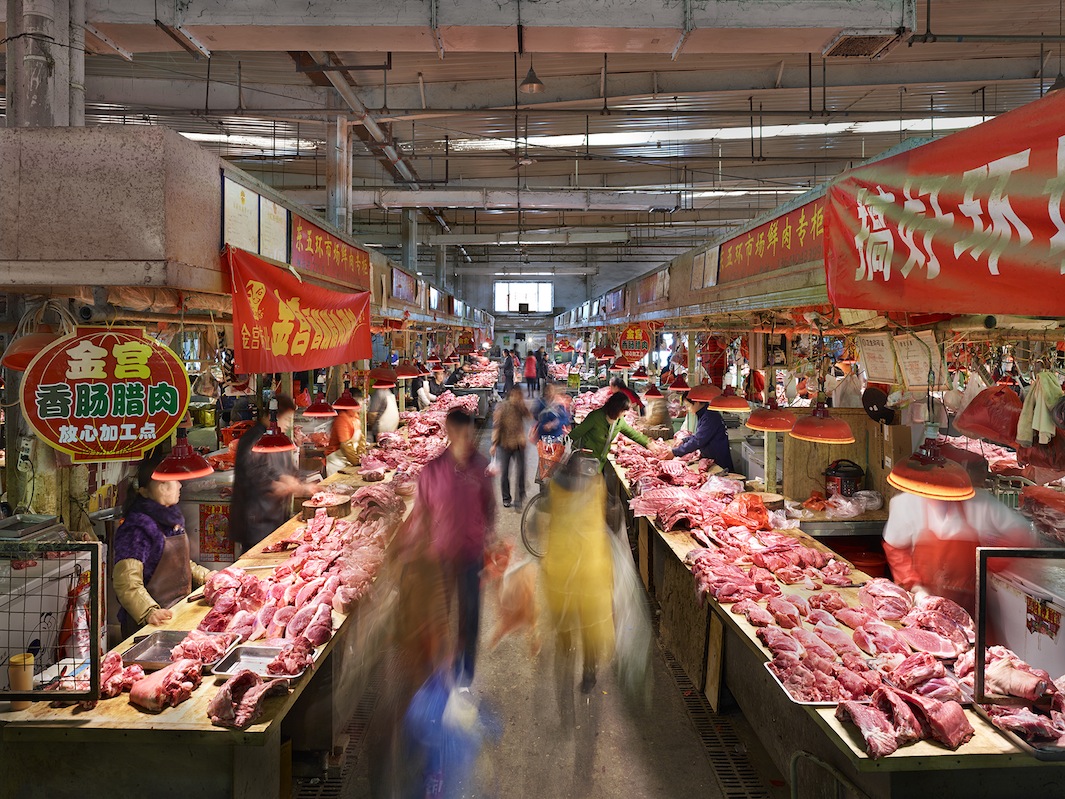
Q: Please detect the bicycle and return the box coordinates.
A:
[519,446,598,558]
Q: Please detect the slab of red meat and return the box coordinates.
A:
[913,677,965,703]
[766,596,802,629]
[204,567,245,605]
[858,578,913,620]
[247,599,279,642]
[835,701,900,758]
[895,689,974,749]
[889,652,946,691]
[900,608,970,652]
[730,599,775,627]
[302,603,333,647]
[853,621,912,657]
[807,609,838,627]
[267,638,315,676]
[821,559,853,586]
[285,602,319,640]
[808,591,847,613]
[774,565,807,585]
[207,669,261,728]
[198,592,239,633]
[984,705,1065,742]
[757,627,803,657]
[895,627,964,659]
[129,659,202,712]
[986,656,1049,701]
[790,628,835,660]
[871,686,924,745]
[915,594,975,643]
[102,650,145,698]
[784,594,810,617]
[170,630,239,665]
[225,610,257,640]
[234,575,268,613]
[266,606,297,638]
[814,622,863,657]
[295,577,326,609]
[234,677,290,728]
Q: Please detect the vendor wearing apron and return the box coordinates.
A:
[325,393,364,476]
[113,450,213,639]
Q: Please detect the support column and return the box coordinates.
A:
[687,331,697,433]
[434,245,446,287]
[401,209,418,274]
[6,0,56,127]
[68,0,85,125]
[325,101,351,234]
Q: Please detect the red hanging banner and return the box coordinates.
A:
[718,198,825,283]
[226,246,371,373]
[20,326,190,463]
[826,91,1065,315]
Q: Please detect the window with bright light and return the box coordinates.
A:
[494,282,554,313]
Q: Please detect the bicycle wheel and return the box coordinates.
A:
[520,492,549,559]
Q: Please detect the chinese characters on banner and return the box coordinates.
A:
[825,89,1065,315]
[226,246,371,373]
[20,327,190,463]
[290,214,371,292]
[717,199,825,284]
[619,323,651,357]
[855,333,897,384]
[199,503,235,563]
[456,330,475,354]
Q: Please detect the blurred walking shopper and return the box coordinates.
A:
[524,351,539,397]
[536,347,549,393]
[491,387,532,509]
[501,347,515,398]
[367,386,400,442]
[411,409,497,685]
[532,382,573,482]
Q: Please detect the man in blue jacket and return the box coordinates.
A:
[669,395,734,471]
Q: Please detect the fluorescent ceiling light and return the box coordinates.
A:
[445,116,992,153]
[690,189,808,199]
[179,131,319,152]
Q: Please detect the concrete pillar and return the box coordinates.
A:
[434,245,446,287]
[401,209,418,273]
[69,0,85,126]
[4,0,82,127]
[325,103,351,234]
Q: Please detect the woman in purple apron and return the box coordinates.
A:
[113,450,213,640]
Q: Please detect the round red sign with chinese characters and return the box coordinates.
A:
[619,323,651,357]
[19,326,191,463]
[456,330,475,355]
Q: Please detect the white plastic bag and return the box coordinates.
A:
[608,527,652,710]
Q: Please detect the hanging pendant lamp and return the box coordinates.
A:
[686,381,722,403]
[333,380,360,410]
[368,363,398,389]
[643,384,664,399]
[887,428,975,501]
[2,330,60,371]
[746,396,797,433]
[152,427,214,481]
[519,63,545,94]
[669,375,691,393]
[303,373,337,418]
[707,385,750,413]
[252,398,297,453]
[395,361,422,380]
[789,394,855,444]
[609,355,632,372]
[631,365,648,379]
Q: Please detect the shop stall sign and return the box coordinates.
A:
[457,330,475,355]
[223,177,259,253]
[892,331,945,390]
[20,326,191,463]
[1025,594,1061,640]
[619,324,651,358]
[226,246,371,373]
[199,503,235,563]
[855,333,897,384]
[290,214,371,292]
[718,198,824,284]
[826,90,1065,315]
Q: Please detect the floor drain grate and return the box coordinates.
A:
[294,667,383,799]
[662,648,771,799]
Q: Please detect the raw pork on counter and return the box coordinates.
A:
[129,659,202,712]
[207,669,290,729]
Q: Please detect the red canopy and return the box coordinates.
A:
[825,90,1065,316]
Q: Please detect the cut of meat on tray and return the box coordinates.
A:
[986,656,1050,701]
[129,659,203,712]
[913,677,965,704]
[790,628,836,660]
[915,594,975,643]
[757,627,803,658]
[871,686,924,745]
[766,596,802,629]
[207,669,290,729]
[889,652,946,691]
[808,590,847,613]
[784,594,810,617]
[858,578,914,620]
[730,599,775,627]
[302,603,334,647]
[814,622,863,657]
[853,622,912,657]
[169,630,239,665]
[807,609,838,627]
[896,626,965,659]
[983,704,1065,743]
[836,701,900,758]
[895,690,975,749]
[833,606,878,630]
[101,650,144,699]
[267,638,315,676]
[900,608,971,652]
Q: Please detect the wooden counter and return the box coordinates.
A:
[0,470,408,799]
[610,461,1065,798]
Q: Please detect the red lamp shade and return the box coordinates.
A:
[152,428,214,481]
[416,361,432,377]
[631,365,648,379]
[668,375,691,393]
[368,364,398,389]
[593,346,615,359]
[746,406,797,433]
[609,356,632,372]
[2,330,60,371]
[253,399,297,453]
[788,398,855,444]
[707,386,751,413]
[643,385,664,399]
[395,361,422,380]
[687,381,722,403]
[887,435,975,501]
[303,391,337,417]
[427,356,442,367]
[332,386,360,410]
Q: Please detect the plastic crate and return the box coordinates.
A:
[992,474,1037,509]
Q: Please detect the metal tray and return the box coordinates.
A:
[971,702,1065,761]
[762,661,869,708]
[121,630,241,672]
[0,514,59,539]
[212,644,311,680]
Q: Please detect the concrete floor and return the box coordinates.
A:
[343,397,784,798]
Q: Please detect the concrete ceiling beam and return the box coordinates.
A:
[287,187,684,211]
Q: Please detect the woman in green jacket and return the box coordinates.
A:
[569,391,650,470]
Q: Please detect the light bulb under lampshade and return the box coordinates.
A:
[788,398,855,444]
[707,386,751,413]
[887,434,975,501]
[687,381,722,403]
[303,391,337,417]
[669,375,691,393]
[253,399,297,454]
[746,405,797,433]
[519,65,545,94]
[152,428,214,481]
[332,386,360,410]
[368,364,398,389]
[2,330,60,371]
[395,361,422,380]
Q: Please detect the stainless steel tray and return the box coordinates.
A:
[121,630,240,672]
[972,702,1065,761]
[763,661,870,708]
[0,514,59,539]
[212,644,310,680]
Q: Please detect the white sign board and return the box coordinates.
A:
[223,177,259,252]
[855,333,897,383]
[259,196,288,262]
[892,331,945,390]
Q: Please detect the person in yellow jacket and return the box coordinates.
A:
[541,452,616,712]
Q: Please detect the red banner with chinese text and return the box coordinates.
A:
[20,327,190,463]
[619,323,651,357]
[718,198,824,283]
[290,214,371,292]
[826,91,1065,315]
[226,246,371,373]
